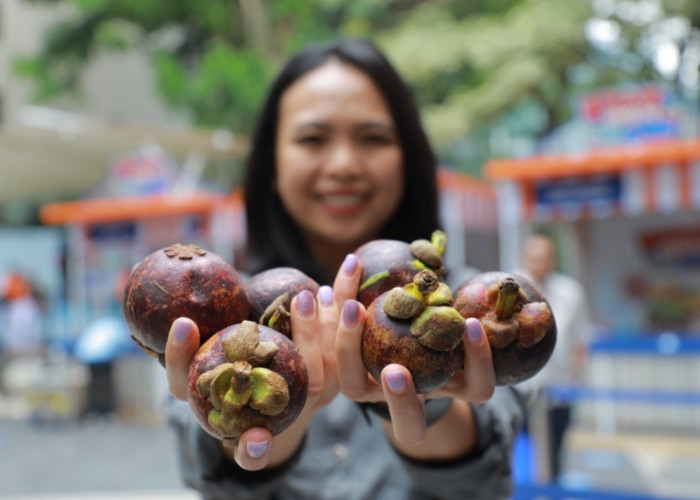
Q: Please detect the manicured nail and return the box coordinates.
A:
[171,319,191,345]
[296,289,315,317]
[342,300,360,326]
[318,286,334,307]
[343,254,358,275]
[466,317,483,344]
[246,440,269,458]
[385,370,406,394]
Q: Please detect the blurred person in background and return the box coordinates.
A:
[0,271,45,391]
[515,231,595,482]
[163,37,533,500]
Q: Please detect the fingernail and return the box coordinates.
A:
[246,440,269,458]
[296,289,315,317]
[343,254,358,275]
[342,300,359,326]
[466,318,483,344]
[318,286,334,307]
[171,319,191,345]
[385,370,406,394]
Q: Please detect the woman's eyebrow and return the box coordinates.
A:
[355,121,396,132]
[293,121,331,132]
[291,120,396,133]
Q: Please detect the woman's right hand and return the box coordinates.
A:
[163,277,345,471]
[164,318,274,470]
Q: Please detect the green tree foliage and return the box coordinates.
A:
[378,0,593,146]
[13,0,535,137]
[14,0,700,175]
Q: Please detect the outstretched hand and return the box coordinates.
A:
[335,258,496,448]
[163,253,362,471]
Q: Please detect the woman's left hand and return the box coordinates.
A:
[335,262,496,447]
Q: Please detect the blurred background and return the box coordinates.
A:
[0,0,699,499]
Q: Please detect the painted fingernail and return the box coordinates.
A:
[171,319,191,345]
[342,300,360,326]
[318,286,334,307]
[246,440,269,458]
[466,317,483,344]
[343,254,358,275]
[296,289,315,317]
[385,370,406,394]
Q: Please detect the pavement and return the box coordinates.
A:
[0,412,199,500]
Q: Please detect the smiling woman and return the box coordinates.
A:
[163,37,528,500]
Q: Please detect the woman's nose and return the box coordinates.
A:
[324,141,362,175]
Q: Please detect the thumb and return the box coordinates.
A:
[165,317,200,400]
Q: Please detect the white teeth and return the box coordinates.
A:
[321,194,363,207]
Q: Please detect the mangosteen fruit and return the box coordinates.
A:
[187,320,308,446]
[361,269,465,393]
[122,243,250,366]
[355,230,448,308]
[453,271,557,386]
[246,267,319,337]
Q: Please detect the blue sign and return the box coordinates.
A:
[535,174,622,207]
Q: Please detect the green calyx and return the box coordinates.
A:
[410,305,465,351]
[196,321,290,441]
[382,269,464,352]
[409,230,447,270]
[260,293,292,336]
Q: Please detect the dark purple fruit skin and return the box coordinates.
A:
[356,239,441,308]
[122,244,250,364]
[187,323,308,441]
[361,291,464,394]
[246,267,320,322]
[453,271,557,386]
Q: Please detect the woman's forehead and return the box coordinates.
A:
[279,62,391,126]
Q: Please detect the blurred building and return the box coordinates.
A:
[486,83,700,496]
[0,0,246,420]
[0,0,245,210]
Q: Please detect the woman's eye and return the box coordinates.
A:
[297,135,324,145]
[363,134,393,145]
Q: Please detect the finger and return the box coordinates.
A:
[290,290,324,406]
[336,299,381,401]
[332,253,361,305]
[460,317,496,402]
[316,285,339,398]
[165,317,200,400]
[381,364,427,446]
[230,427,274,471]
[316,285,339,354]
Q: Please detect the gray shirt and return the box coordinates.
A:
[166,385,532,500]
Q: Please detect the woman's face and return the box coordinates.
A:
[275,60,404,257]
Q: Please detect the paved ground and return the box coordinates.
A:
[0,415,198,499]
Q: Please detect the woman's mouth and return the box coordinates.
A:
[317,193,366,215]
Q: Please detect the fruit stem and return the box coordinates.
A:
[495,278,521,320]
[231,361,252,394]
[413,269,439,295]
[431,230,447,256]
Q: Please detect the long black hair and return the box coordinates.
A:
[243,38,440,283]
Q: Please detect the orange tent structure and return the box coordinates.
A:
[39,168,497,333]
[483,137,700,271]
